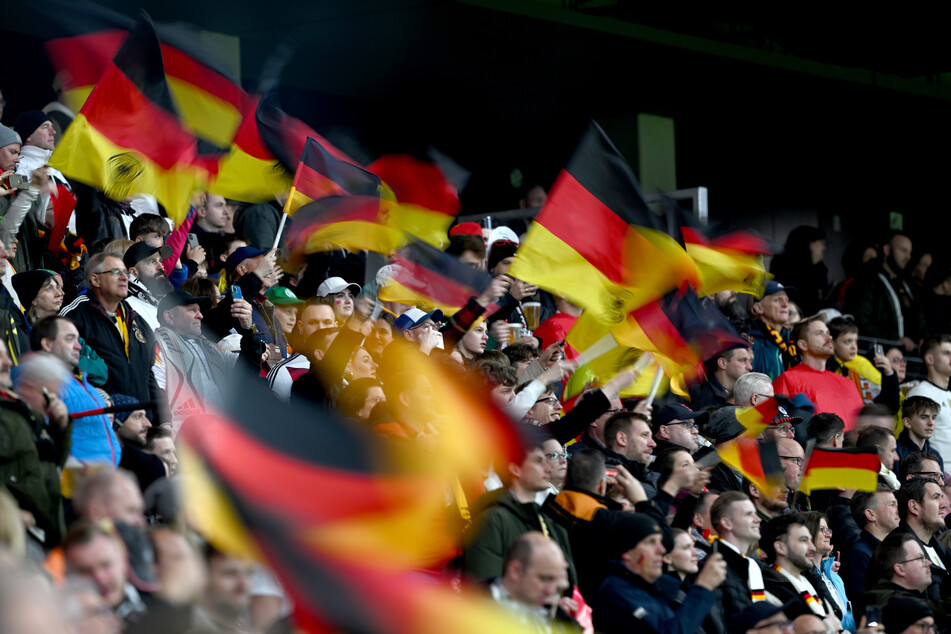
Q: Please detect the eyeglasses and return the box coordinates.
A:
[665,421,699,431]
[544,452,568,462]
[817,526,832,536]
[770,424,794,435]
[95,268,129,278]
[912,471,946,484]
[900,554,931,567]
[779,456,804,467]
[535,397,559,406]
[605,408,626,414]
[411,322,436,332]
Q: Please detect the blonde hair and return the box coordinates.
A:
[0,488,25,559]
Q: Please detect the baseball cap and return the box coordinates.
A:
[735,600,797,632]
[123,241,173,269]
[763,280,796,298]
[317,276,361,297]
[224,246,268,274]
[266,286,305,305]
[157,289,206,318]
[652,403,710,430]
[706,406,746,445]
[449,222,483,237]
[394,307,444,333]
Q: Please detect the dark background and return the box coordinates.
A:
[7,1,951,281]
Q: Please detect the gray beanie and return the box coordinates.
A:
[0,125,21,148]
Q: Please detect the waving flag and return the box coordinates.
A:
[50,16,211,224]
[284,137,383,216]
[799,447,880,494]
[508,121,698,324]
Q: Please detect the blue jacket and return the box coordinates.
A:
[819,558,856,632]
[61,370,121,466]
[750,320,793,380]
[593,560,717,634]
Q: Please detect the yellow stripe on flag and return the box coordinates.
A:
[304,220,405,255]
[50,113,207,225]
[686,242,767,297]
[209,147,292,203]
[383,204,452,250]
[167,77,243,149]
[799,467,878,495]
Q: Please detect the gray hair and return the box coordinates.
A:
[733,372,773,407]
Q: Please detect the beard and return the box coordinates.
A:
[141,273,174,299]
[786,549,814,573]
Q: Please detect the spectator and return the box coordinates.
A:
[800,511,852,629]
[651,403,706,455]
[733,371,775,408]
[847,486,900,594]
[122,242,174,330]
[892,477,950,600]
[709,491,767,628]
[592,512,726,633]
[897,397,943,475]
[144,426,178,476]
[265,286,305,342]
[316,277,360,324]
[110,394,166,491]
[905,335,951,466]
[773,316,864,431]
[198,543,254,632]
[603,411,658,499]
[770,225,830,317]
[860,535,934,623]
[690,345,753,408]
[847,231,925,352]
[826,316,899,411]
[749,281,797,380]
[807,412,846,449]
[857,426,901,488]
[267,298,336,400]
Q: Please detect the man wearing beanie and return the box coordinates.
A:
[882,596,935,634]
[593,512,727,633]
[111,393,166,492]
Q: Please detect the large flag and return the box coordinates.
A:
[368,154,462,250]
[283,138,383,216]
[507,122,698,324]
[208,95,293,203]
[379,239,494,314]
[49,16,211,225]
[798,447,880,495]
[42,1,246,150]
[664,197,773,298]
[179,349,530,632]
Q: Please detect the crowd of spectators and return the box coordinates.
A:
[1,94,950,634]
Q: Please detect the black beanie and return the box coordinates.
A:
[13,110,52,143]
[12,270,56,310]
[487,239,518,273]
[607,512,664,558]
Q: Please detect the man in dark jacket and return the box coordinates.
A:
[463,430,575,587]
[61,252,157,418]
[593,512,726,633]
[889,477,951,601]
[858,534,941,624]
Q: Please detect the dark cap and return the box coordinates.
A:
[123,241,173,270]
[607,512,663,558]
[762,280,796,298]
[12,110,52,142]
[224,246,268,274]
[653,403,710,430]
[770,403,803,427]
[735,600,797,632]
[157,289,205,322]
[883,596,933,634]
[706,406,746,445]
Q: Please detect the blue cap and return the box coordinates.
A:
[224,246,268,273]
[763,280,796,297]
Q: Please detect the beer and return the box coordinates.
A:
[523,302,541,331]
[506,322,523,345]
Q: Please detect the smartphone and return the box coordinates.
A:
[865,605,882,627]
[873,343,884,357]
[231,285,242,300]
[186,233,199,249]
[7,173,29,190]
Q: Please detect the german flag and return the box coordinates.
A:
[379,239,493,314]
[208,95,293,203]
[607,286,747,378]
[42,1,246,150]
[799,447,880,495]
[717,434,784,496]
[284,195,403,256]
[664,197,773,297]
[368,154,462,249]
[49,17,210,225]
[284,138,383,216]
[507,122,698,324]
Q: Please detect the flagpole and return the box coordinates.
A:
[644,367,664,408]
[272,211,288,250]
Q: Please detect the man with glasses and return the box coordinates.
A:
[62,252,157,414]
[652,403,706,455]
[860,535,934,625]
[773,316,865,432]
[395,307,444,355]
[882,597,936,634]
[891,477,951,601]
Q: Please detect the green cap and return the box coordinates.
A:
[266,286,305,305]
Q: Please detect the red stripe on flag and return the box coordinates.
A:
[294,161,347,199]
[47,184,78,255]
[630,298,697,366]
[188,414,422,524]
[681,226,709,246]
[709,232,771,255]
[737,437,766,483]
[45,31,125,91]
[83,62,199,169]
[161,45,245,109]
[539,171,632,285]
[806,449,880,473]
[232,96,273,161]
